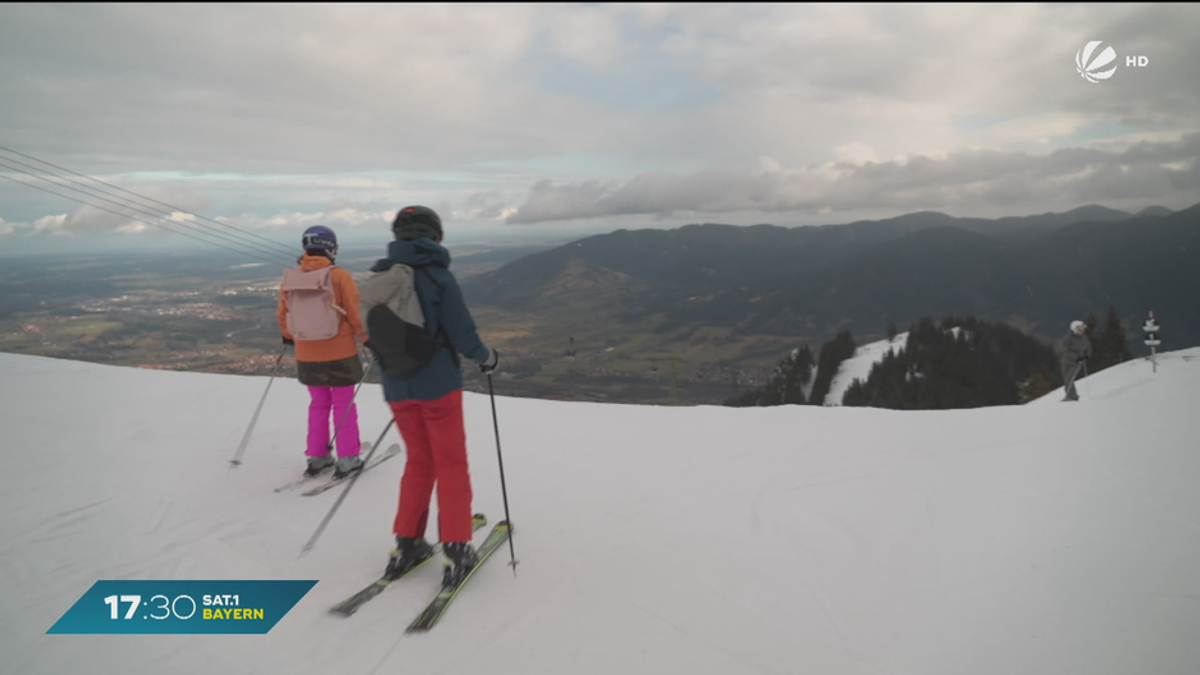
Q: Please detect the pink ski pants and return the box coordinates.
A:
[306,385,361,458]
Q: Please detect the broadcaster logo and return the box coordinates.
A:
[1076,41,1117,83]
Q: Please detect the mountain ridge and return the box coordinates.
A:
[464,202,1200,345]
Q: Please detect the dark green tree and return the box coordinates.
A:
[1091,306,1132,372]
[1019,372,1053,403]
[779,345,815,405]
[808,330,857,405]
[843,315,1059,410]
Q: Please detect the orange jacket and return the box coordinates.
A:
[277,254,366,363]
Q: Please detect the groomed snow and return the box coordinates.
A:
[2,347,1199,674]
[824,332,909,406]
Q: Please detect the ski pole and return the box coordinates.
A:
[230,343,290,467]
[299,417,395,557]
[487,372,519,576]
[326,357,373,453]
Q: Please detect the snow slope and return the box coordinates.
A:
[2,348,1199,675]
[825,332,909,406]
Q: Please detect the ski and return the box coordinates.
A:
[406,520,513,633]
[273,467,330,493]
[273,441,372,493]
[329,514,488,617]
[301,443,403,496]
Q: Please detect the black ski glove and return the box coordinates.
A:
[480,348,500,374]
[282,336,295,346]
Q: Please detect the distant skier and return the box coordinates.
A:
[1058,319,1092,402]
[369,205,498,586]
[277,225,368,478]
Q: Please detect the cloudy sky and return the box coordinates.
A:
[1,3,1198,253]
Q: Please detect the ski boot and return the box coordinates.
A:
[385,535,434,580]
[333,455,363,479]
[441,542,479,588]
[304,454,335,477]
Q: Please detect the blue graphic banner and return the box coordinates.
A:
[47,580,318,634]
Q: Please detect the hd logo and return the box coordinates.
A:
[1075,41,1149,83]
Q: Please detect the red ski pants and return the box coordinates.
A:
[389,389,475,543]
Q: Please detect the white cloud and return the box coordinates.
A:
[114,221,150,235]
[506,133,1200,223]
[832,143,881,166]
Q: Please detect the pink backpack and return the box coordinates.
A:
[280,266,346,340]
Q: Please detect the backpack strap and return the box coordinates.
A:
[326,265,348,316]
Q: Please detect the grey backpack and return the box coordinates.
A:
[359,264,444,374]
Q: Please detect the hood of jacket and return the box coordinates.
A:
[298,253,334,271]
[371,237,450,272]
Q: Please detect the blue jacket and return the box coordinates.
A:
[371,238,492,402]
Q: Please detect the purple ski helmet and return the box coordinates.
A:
[301,225,338,258]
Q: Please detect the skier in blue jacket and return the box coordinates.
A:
[371,205,499,586]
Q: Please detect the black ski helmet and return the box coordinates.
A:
[392,205,443,241]
[301,225,338,258]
